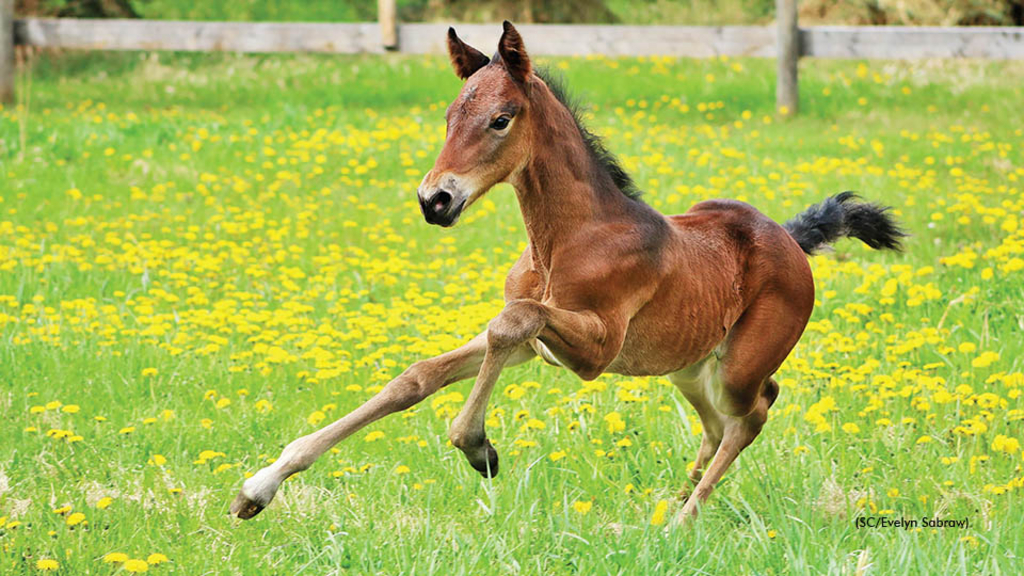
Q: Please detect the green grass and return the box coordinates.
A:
[1,50,1023,574]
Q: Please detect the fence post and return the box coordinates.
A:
[0,0,13,104]
[776,0,798,115]
[378,0,398,51]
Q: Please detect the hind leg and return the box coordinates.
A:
[689,432,720,486]
[670,291,809,525]
[674,382,773,522]
[669,362,725,494]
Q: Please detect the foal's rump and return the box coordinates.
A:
[671,198,814,294]
[676,193,905,275]
[664,194,904,401]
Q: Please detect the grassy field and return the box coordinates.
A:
[1,50,1023,574]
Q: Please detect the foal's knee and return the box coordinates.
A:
[487,300,546,350]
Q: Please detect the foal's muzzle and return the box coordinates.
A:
[419,189,465,227]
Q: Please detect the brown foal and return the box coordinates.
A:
[231,22,904,524]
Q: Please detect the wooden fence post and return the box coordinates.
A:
[776,0,799,115]
[0,0,13,104]
[378,0,398,51]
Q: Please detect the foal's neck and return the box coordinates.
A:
[509,82,644,274]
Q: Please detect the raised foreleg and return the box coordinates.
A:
[230,332,534,519]
[448,299,625,475]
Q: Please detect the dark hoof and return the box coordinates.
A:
[230,491,266,520]
[470,439,500,478]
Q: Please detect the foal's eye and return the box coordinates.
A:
[490,116,511,131]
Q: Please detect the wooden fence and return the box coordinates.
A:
[2,0,1023,112]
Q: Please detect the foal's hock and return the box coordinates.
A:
[231,22,905,524]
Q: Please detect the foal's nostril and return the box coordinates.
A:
[430,190,453,213]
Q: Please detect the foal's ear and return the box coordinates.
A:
[447,27,490,80]
[497,21,531,84]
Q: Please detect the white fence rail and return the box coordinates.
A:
[2,1,1023,112]
[12,19,1024,59]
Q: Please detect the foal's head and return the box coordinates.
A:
[418,22,536,227]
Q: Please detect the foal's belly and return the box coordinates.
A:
[604,302,734,377]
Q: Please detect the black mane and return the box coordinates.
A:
[533,68,644,202]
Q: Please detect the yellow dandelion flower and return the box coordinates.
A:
[603,412,625,433]
[503,384,526,400]
[36,559,60,571]
[650,499,669,526]
[971,351,999,368]
[124,559,149,573]
[141,368,158,377]
[394,465,411,474]
[103,552,129,563]
[572,500,593,514]
[65,512,86,526]
[364,431,385,442]
[96,497,113,509]
[146,553,169,565]
[992,434,1020,454]
[525,418,546,430]
[549,450,567,462]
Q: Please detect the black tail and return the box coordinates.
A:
[782,192,906,255]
